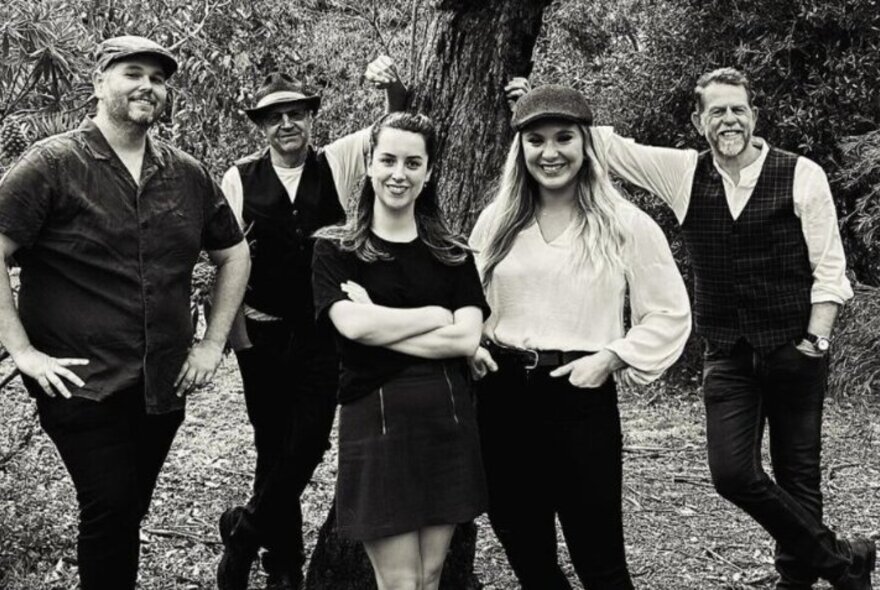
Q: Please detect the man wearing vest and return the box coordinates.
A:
[508,67,874,588]
[217,57,406,590]
[591,68,872,589]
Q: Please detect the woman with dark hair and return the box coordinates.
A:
[468,85,692,589]
[312,111,489,590]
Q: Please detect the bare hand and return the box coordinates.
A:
[342,280,373,304]
[467,346,498,380]
[363,55,399,89]
[174,340,224,397]
[504,77,532,108]
[549,350,617,389]
[12,346,88,398]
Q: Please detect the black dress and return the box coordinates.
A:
[313,235,489,541]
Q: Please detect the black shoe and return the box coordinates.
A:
[265,570,303,590]
[832,538,876,590]
[217,507,259,590]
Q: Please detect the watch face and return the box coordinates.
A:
[817,338,830,352]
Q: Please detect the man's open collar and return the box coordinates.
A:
[77,117,166,168]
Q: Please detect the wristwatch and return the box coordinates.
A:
[804,333,831,353]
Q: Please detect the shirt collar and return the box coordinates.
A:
[78,117,166,168]
[712,137,769,186]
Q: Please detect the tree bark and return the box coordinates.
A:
[410,0,554,232]
[305,2,551,589]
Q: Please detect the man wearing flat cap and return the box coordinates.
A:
[0,35,249,589]
[216,57,405,590]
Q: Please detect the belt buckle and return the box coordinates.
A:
[523,348,539,370]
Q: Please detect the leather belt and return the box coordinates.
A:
[484,340,591,370]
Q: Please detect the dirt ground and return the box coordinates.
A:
[1,354,878,590]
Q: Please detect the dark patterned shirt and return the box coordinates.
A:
[0,118,243,413]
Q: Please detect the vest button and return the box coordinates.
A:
[292,209,299,217]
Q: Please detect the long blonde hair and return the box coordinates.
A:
[479,124,629,286]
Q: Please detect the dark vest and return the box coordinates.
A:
[237,147,345,320]
[681,148,813,354]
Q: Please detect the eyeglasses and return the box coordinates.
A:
[260,109,309,126]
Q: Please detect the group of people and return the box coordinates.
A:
[0,33,874,590]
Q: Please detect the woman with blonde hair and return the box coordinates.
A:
[313,111,489,590]
[469,84,691,589]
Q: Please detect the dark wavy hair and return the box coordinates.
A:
[315,111,469,265]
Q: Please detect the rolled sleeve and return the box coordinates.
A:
[793,158,853,305]
[0,147,56,248]
[605,209,692,385]
[201,166,244,251]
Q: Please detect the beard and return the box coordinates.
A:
[714,130,748,157]
[104,91,165,128]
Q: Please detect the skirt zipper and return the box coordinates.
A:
[442,364,460,425]
[378,387,388,435]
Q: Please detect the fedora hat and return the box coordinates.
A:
[244,72,321,122]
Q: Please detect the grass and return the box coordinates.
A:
[1,356,878,589]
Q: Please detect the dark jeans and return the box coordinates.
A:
[231,317,337,576]
[35,385,184,590]
[476,363,634,590]
[703,338,851,587]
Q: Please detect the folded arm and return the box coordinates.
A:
[384,306,484,359]
[328,300,453,346]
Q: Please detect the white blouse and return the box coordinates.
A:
[469,201,692,386]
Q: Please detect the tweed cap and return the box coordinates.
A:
[95,35,178,78]
[511,84,593,131]
[244,72,321,122]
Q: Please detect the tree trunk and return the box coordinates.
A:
[411,0,554,232]
[305,2,551,588]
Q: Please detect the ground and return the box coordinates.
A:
[0,355,878,590]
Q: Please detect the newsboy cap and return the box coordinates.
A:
[511,84,594,131]
[95,35,178,78]
[244,73,322,122]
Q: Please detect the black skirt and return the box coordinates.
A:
[336,359,488,541]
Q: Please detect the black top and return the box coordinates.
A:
[236,146,344,322]
[313,235,490,404]
[0,117,244,414]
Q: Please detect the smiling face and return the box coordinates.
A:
[520,120,585,196]
[368,127,431,216]
[259,103,312,163]
[94,57,168,128]
[692,82,758,160]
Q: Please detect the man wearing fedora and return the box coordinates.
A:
[216,56,406,590]
[0,36,249,590]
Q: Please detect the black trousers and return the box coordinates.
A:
[476,364,634,590]
[231,317,337,576]
[703,338,851,588]
[36,385,184,590]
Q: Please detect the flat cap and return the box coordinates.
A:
[511,84,593,131]
[95,35,178,78]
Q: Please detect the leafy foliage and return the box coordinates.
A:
[537,0,880,285]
